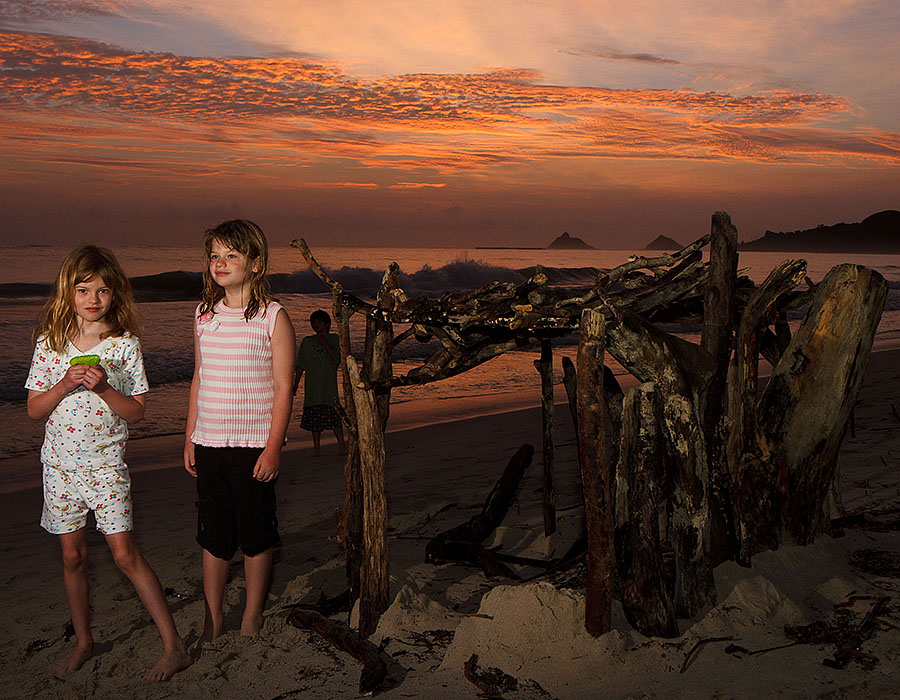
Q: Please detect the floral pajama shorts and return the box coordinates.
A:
[300,404,340,432]
[41,463,133,535]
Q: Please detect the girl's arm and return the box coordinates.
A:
[82,365,146,424]
[254,308,296,482]
[184,329,201,476]
[26,364,91,421]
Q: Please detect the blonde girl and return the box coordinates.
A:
[26,245,191,680]
[183,220,295,641]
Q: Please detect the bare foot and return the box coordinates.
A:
[144,647,193,681]
[312,447,321,457]
[240,613,263,637]
[53,643,93,679]
[199,618,223,643]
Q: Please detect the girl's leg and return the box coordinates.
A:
[333,423,346,453]
[105,532,192,680]
[201,549,230,642]
[311,431,322,456]
[241,548,272,636]
[56,529,93,676]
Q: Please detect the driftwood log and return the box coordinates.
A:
[287,608,387,693]
[347,357,389,639]
[701,212,739,565]
[615,382,678,637]
[750,263,887,550]
[425,443,534,578]
[561,356,580,462]
[535,339,556,536]
[463,653,518,698]
[577,309,614,635]
[602,306,716,616]
[367,264,399,431]
[334,290,363,612]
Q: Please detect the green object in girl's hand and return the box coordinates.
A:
[70,355,101,366]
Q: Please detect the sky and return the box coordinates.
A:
[1,0,898,249]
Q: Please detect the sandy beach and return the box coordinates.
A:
[1,348,899,699]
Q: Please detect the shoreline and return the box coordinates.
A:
[0,392,563,496]
[4,342,900,495]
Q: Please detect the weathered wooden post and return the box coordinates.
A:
[728,260,807,560]
[346,357,389,639]
[758,264,887,544]
[334,287,363,608]
[700,211,739,565]
[347,263,400,638]
[603,308,715,617]
[535,339,556,536]
[601,365,624,469]
[561,356,578,453]
[292,238,366,607]
[576,308,613,636]
[366,264,399,431]
[616,382,678,637]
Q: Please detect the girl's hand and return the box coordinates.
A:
[253,448,280,482]
[184,439,197,477]
[81,364,110,393]
[60,364,89,393]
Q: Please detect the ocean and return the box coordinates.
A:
[2,244,899,466]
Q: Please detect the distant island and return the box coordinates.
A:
[740,210,900,253]
[547,232,594,250]
[644,235,683,251]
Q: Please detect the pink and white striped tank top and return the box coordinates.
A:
[191,300,284,447]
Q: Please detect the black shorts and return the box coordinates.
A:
[194,445,279,560]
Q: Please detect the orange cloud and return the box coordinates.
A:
[0,27,897,191]
[305,181,380,189]
[389,182,447,189]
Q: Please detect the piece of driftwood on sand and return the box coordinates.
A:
[286,608,387,694]
[424,443,534,579]
[289,208,887,663]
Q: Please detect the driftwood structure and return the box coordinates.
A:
[289,209,886,665]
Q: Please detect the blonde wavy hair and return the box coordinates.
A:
[199,219,274,321]
[35,245,141,352]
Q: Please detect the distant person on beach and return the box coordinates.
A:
[184,219,295,642]
[294,310,346,457]
[25,245,192,681]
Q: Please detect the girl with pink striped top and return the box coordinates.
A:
[184,220,295,642]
